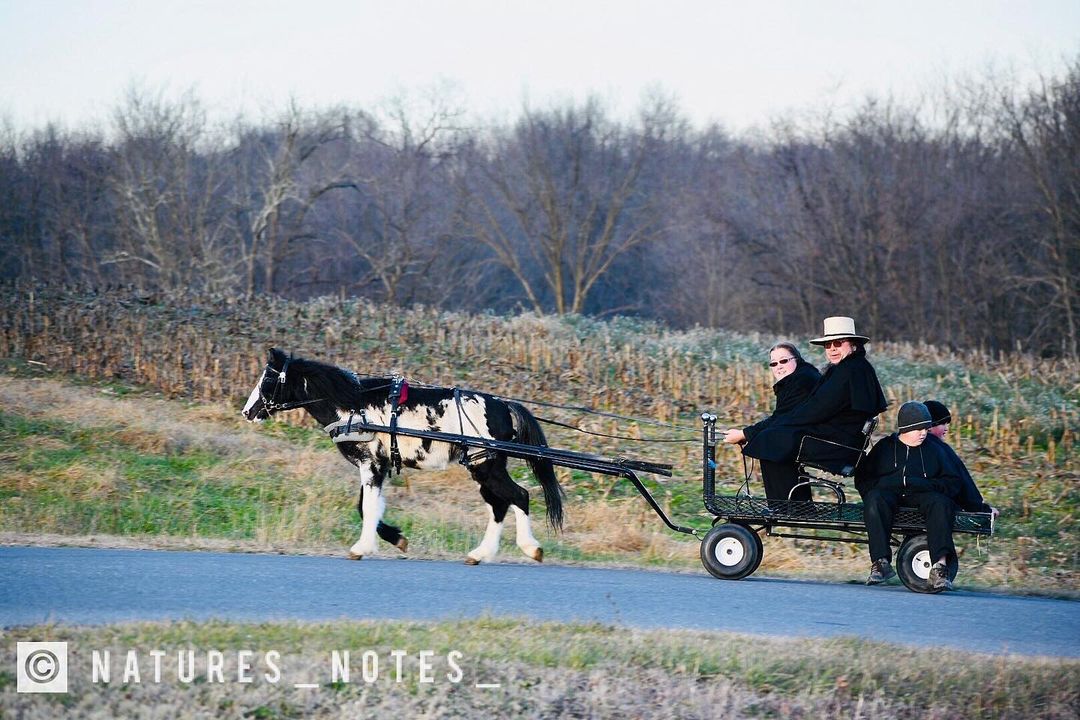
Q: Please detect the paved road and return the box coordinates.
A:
[2,546,1077,657]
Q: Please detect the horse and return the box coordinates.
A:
[241,348,564,564]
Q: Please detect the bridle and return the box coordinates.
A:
[257,358,326,415]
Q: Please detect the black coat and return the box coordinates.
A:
[744,361,821,443]
[742,348,887,472]
[855,434,964,500]
[925,434,991,512]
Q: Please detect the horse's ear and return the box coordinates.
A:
[267,347,285,365]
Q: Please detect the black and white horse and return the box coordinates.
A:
[242,348,564,564]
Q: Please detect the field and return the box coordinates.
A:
[1,284,1076,592]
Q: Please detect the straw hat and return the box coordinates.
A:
[809,316,870,345]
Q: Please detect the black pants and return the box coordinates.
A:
[864,489,957,563]
[760,459,811,502]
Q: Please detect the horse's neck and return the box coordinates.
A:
[309,372,389,425]
[306,403,343,428]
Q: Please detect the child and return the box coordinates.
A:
[855,402,966,590]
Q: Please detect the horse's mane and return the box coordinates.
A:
[288,355,389,409]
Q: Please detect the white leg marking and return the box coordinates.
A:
[512,505,543,562]
[349,479,384,560]
[466,504,504,564]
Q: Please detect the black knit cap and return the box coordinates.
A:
[897,401,933,432]
[924,400,952,427]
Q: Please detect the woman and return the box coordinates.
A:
[728,341,820,447]
[724,316,888,502]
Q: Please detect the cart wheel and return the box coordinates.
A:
[748,528,764,575]
[896,534,958,594]
[700,523,761,580]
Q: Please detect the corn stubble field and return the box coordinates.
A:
[1,284,1078,718]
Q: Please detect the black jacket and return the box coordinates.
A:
[925,434,991,512]
[744,361,821,443]
[742,349,888,471]
[855,434,956,497]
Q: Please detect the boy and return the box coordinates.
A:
[855,402,965,590]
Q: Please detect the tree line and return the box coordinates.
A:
[1,60,1077,358]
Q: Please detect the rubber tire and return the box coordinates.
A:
[748,528,764,575]
[896,534,958,594]
[710,518,765,575]
[700,523,762,580]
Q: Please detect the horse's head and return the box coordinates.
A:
[242,348,294,422]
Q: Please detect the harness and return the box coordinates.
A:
[323,376,410,475]
[387,375,407,474]
[260,359,326,413]
[453,387,496,468]
[323,382,495,470]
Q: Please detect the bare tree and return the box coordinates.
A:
[995,60,1080,358]
[322,92,468,304]
[229,101,354,297]
[104,88,236,291]
[459,98,666,315]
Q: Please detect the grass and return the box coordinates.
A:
[0,372,1076,596]
[2,618,1077,719]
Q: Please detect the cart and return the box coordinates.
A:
[697,413,994,593]
[325,408,992,593]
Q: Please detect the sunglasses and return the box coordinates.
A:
[822,339,850,349]
[769,357,795,367]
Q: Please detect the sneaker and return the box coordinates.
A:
[929,563,954,591]
[866,559,895,585]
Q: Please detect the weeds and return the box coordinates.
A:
[2,619,1077,719]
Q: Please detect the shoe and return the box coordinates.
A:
[929,563,954,591]
[866,559,895,585]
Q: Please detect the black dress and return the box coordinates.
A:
[742,348,887,501]
[744,360,821,442]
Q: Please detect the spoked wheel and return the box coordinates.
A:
[896,534,958,594]
[700,523,762,580]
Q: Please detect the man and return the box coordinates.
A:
[855,402,970,590]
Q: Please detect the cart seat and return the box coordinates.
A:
[792,417,878,503]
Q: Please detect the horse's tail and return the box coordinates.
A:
[508,401,565,531]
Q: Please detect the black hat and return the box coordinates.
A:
[924,400,952,427]
[897,401,932,432]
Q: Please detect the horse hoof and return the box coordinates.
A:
[348,552,363,561]
[396,537,409,553]
[464,556,481,566]
[532,548,544,563]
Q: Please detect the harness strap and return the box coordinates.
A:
[325,410,376,443]
[453,387,471,467]
[388,376,406,475]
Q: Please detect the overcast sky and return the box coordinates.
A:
[1,0,1078,133]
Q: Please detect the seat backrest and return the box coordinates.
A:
[859,416,878,450]
[797,414,880,478]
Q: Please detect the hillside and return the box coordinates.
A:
[1,285,1076,591]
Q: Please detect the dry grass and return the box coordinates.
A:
[2,619,1077,719]
[2,370,1078,593]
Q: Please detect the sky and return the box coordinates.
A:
[1,0,1078,134]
